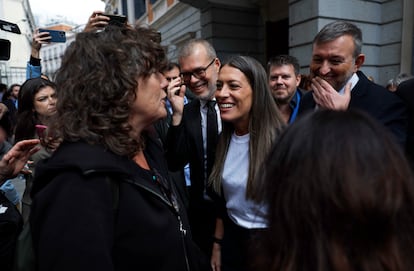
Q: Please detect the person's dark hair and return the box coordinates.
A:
[54,24,167,157]
[15,78,56,143]
[209,55,284,201]
[267,54,300,75]
[313,20,363,58]
[162,62,180,73]
[255,109,414,271]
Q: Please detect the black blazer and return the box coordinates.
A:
[166,99,218,206]
[298,71,408,147]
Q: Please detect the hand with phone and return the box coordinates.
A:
[35,124,61,152]
[83,11,127,32]
[166,77,187,125]
[38,29,66,43]
[31,29,52,58]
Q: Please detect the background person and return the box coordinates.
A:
[155,61,192,210]
[267,54,303,124]
[2,83,20,141]
[255,109,414,271]
[26,29,52,79]
[14,77,58,223]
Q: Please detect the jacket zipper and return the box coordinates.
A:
[121,177,191,271]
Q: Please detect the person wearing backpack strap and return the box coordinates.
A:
[28,19,210,271]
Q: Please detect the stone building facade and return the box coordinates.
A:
[105,0,413,86]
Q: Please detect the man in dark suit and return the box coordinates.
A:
[298,21,407,147]
[165,39,221,258]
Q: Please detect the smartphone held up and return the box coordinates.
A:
[39,29,66,43]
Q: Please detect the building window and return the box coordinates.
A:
[121,0,128,14]
[150,0,158,4]
[134,0,146,18]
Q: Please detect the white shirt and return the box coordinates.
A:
[339,72,359,94]
[222,133,267,229]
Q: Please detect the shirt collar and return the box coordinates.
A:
[289,90,300,111]
[338,73,359,94]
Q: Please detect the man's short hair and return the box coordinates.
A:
[267,54,300,75]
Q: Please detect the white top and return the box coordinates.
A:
[222,132,267,229]
[339,72,359,94]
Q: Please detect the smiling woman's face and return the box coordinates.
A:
[215,65,253,135]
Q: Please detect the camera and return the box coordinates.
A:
[103,14,127,25]
[0,19,21,60]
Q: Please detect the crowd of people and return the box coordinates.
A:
[0,12,413,271]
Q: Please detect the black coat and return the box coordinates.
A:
[30,136,209,271]
[299,71,408,147]
[396,78,414,166]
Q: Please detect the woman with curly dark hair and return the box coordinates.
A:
[255,109,414,271]
[29,22,208,271]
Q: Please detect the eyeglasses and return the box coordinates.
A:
[180,58,215,83]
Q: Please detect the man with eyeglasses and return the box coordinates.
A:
[165,39,221,260]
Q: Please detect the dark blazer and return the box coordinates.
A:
[396,78,414,165]
[299,71,408,147]
[166,99,217,205]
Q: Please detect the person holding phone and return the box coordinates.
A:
[14,77,59,223]
[26,29,53,80]
[83,11,127,32]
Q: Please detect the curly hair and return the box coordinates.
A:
[53,24,167,157]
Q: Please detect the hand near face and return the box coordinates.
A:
[311,76,351,110]
[167,77,186,126]
[31,29,51,58]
